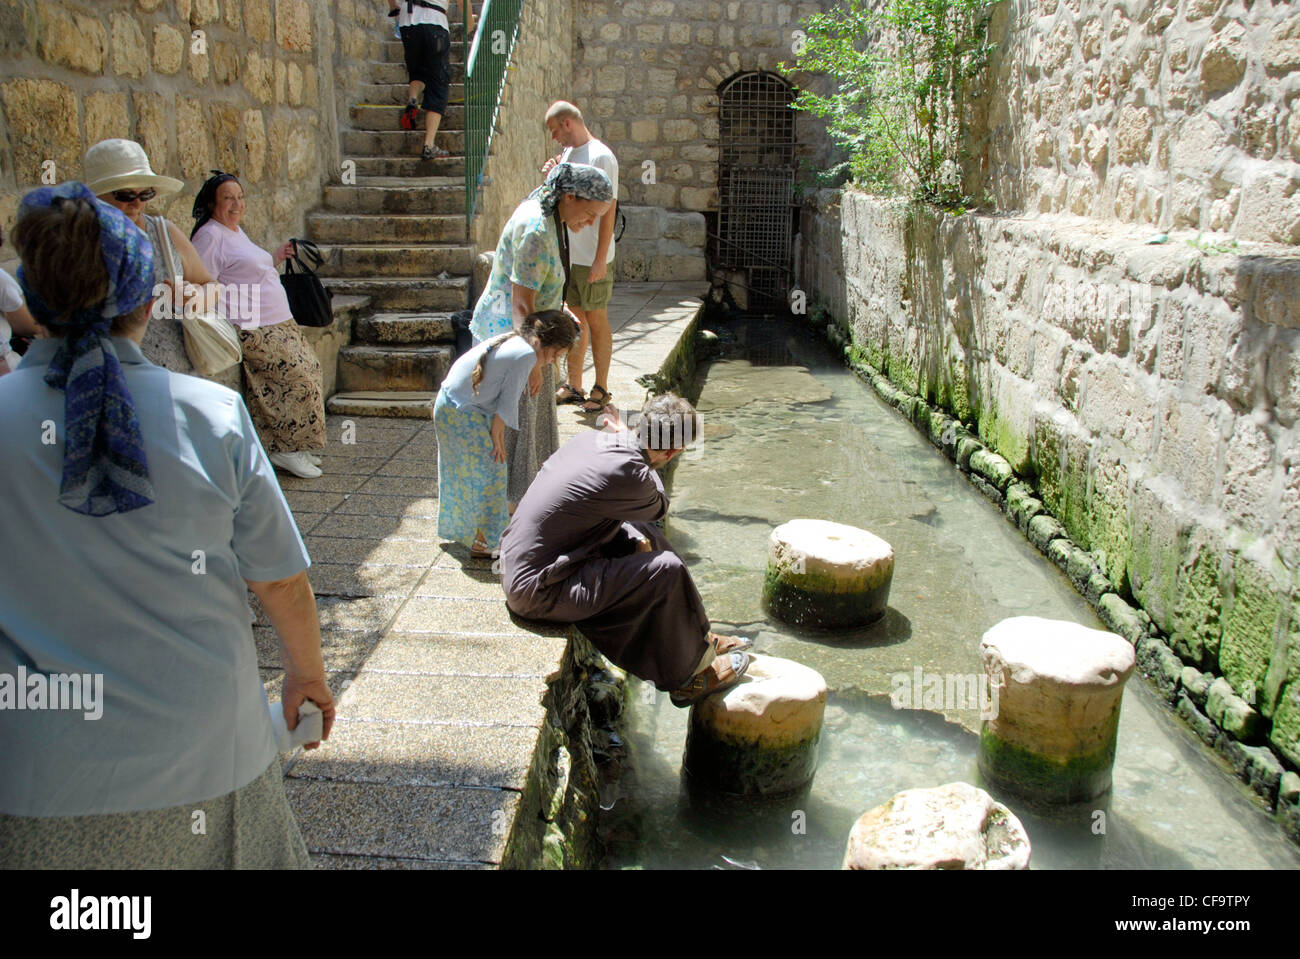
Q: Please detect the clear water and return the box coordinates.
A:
[598,316,1300,870]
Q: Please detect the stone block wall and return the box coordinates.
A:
[0,0,339,254]
[568,0,840,256]
[614,205,707,282]
[978,0,1300,245]
[468,0,575,258]
[801,189,1300,772]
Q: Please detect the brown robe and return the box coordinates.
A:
[500,430,711,690]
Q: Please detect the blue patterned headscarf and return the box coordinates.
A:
[17,182,157,516]
[532,162,614,216]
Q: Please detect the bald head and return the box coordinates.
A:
[546,101,583,124]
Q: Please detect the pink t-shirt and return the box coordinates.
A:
[191,220,294,330]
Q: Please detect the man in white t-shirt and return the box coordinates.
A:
[542,101,619,415]
[387,1,475,160]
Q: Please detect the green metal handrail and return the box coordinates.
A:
[464,0,525,225]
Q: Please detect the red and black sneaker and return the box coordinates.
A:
[399,99,419,131]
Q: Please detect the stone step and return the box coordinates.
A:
[326,391,436,419]
[337,343,454,393]
[307,212,467,244]
[318,244,472,277]
[323,275,469,312]
[346,155,464,178]
[322,181,463,214]
[358,81,466,105]
[355,312,456,344]
[379,40,472,69]
[350,103,465,131]
[340,129,466,157]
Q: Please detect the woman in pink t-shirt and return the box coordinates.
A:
[191,172,326,480]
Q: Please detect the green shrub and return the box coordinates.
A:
[784,0,996,210]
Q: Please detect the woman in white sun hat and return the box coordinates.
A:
[84,138,221,377]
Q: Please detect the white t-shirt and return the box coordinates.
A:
[0,267,23,372]
[399,0,449,29]
[561,138,619,267]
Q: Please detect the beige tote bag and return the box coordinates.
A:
[149,216,242,376]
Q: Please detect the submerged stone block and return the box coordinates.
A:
[979,617,1135,804]
[1181,666,1213,708]
[842,782,1030,870]
[684,655,827,797]
[1136,635,1182,704]
[762,519,894,630]
[1176,691,1220,748]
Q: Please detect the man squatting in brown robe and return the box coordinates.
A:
[500,395,748,698]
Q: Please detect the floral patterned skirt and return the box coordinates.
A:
[505,362,560,505]
[238,321,326,454]
[434,389,509,549]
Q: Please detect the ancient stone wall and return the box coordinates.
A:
[560,0,840,280]
[570,0,838,213]
[801,188,1300,775]
[0,0,338,253]
[468,0,576,258]
[978,0,1300,245]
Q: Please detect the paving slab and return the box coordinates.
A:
[416,567,506,601]
[285,780,519,864]
[290,719,538,789]
[254,627,381,672]
[332,493,441,517]
[336,671,548,727]
[302,562,430,598]
[311,853,490,870]
[304,535,436,566]
[364,631,568,677]
[390,596,570,636]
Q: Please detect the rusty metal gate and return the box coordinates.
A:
[716,71,796,308]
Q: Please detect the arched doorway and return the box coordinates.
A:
[715,70,796,309]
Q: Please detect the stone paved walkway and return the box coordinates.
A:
[261,282,704,868]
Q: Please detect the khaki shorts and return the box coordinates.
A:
[565,263,614,311]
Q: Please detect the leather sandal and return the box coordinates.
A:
[556,382,585,405]
[670,651,750,708]
[709,632,754,655]
[579,384,612,414]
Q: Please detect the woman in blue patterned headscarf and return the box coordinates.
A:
[0,182,332,869]
[14,182,158,515]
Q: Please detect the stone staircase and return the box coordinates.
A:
[316,21,476,419]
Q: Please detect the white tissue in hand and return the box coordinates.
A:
[268,700,323,752]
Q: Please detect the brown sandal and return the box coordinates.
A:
[709,632,754,655]
[578,384,612,414]
[556,382,585,405]
[670,651,750,707]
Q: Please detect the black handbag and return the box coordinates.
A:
[280,238,334,328]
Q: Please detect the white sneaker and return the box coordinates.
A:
[307,452,323,466]
[269,451,322,479]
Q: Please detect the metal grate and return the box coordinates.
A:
[717,71,796,307]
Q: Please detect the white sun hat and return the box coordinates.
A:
[83,139,185,198]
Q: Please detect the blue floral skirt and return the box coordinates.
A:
[434,389,509,549]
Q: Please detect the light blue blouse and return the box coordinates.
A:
[0,338,309,816]
[440,335,538,430]
[470,197,566,344]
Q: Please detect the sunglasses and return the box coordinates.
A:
[110,188,157,203]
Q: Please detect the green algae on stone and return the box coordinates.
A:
[763,567,892,630]
[1219,554,1285,710]
[763,520,895,630]
[977,724,1120,805]
[684,719,822,798]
